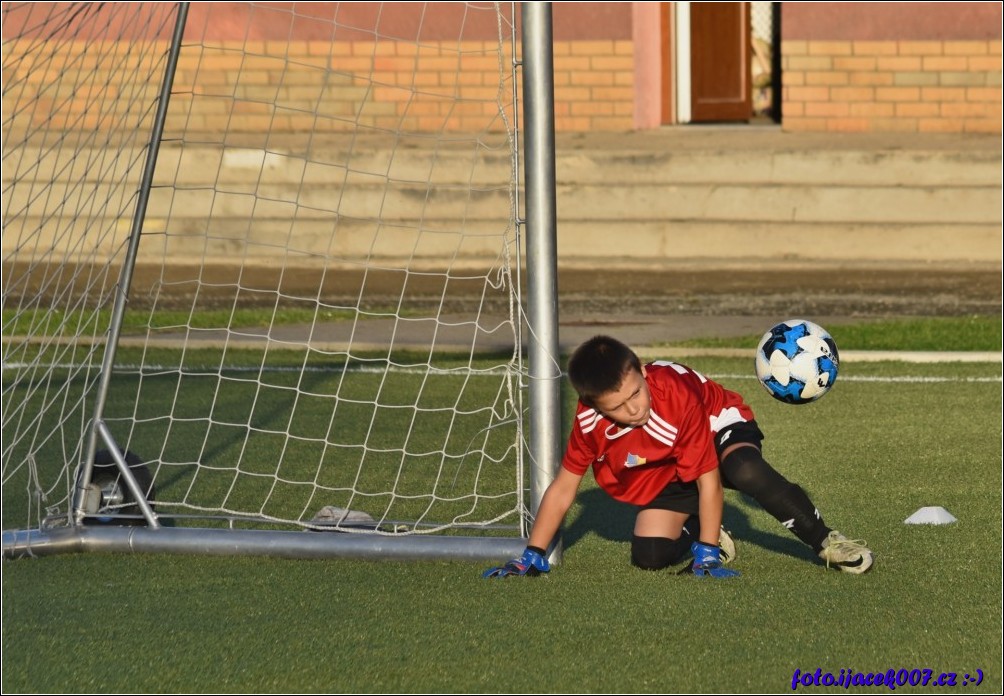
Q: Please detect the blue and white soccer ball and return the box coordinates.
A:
[755,319,839,405]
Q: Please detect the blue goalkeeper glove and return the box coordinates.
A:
[687,541,740,578]
[482,546,550,578]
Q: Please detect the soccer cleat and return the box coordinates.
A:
[718,526,737,565]
[819,531,873,574]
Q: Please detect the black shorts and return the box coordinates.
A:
[641,420,766,514]
[712,419,764,459]
[641,480,700,515]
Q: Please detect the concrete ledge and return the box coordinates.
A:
[5,130,1001,268]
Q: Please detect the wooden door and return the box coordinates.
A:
[689,2,751,122]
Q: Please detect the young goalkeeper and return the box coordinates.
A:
[483,335,873,579]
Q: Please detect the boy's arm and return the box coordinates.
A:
[483,465,584,578]
[694,467,724,547]
[691,467,740,578]
[527,465,585,551]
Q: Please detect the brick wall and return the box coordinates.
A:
[4,38,634,135]
[9,3,997,137]
[783,39,1002,133]
[553,40,635,132]
[171,40,516,135]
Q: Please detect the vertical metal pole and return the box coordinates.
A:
[72,2,190,525]
[770,2,783,123]
[520,3,562,561]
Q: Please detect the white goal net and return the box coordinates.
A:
[3,2,539,552]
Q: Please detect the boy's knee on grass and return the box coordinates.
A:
[631,534,690,570]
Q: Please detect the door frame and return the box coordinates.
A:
[674,1,693,124]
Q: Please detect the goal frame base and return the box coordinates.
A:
[2,526,527,562]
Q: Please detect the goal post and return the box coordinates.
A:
[519,2,562,564]
[2,1,561,562]
[72,2,190,532]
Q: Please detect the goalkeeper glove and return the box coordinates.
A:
[687,541,740,579]
[482,546,550,578]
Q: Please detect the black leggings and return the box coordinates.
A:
[631,532,693,570]
[719,444,831,552]
[630,431,833,569]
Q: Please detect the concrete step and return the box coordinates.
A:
[10,217,994,265]
[557,220,998,265]
[5,131,1001,268]
[551,132,1000,265]
[558,182,998,224]
[557,146,1002,187]
[13,177,997,225]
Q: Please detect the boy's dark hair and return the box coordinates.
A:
[567,335,642,407]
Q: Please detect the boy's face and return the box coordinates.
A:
[593,366,651,428]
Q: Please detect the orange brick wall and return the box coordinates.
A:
[781,1,1002,134]
[7,3,1000,136]
[4,38,634,135]
[16,34,999,137]
[553,40,635,132]
[783,39,1002,133]
[171,40,518,135]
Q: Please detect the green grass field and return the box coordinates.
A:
[3,320,1001,693]
[668,315,1002,352]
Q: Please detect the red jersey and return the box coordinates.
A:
[561,361,756,505]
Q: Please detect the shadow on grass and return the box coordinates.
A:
[564,487,820,566]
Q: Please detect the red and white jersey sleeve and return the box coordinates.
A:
[648,361,757,434]
[560,361,755,506]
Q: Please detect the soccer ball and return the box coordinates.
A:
[755,319,839,405]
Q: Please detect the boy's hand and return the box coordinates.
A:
[687,541,740,578]
[482,547,550,578]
